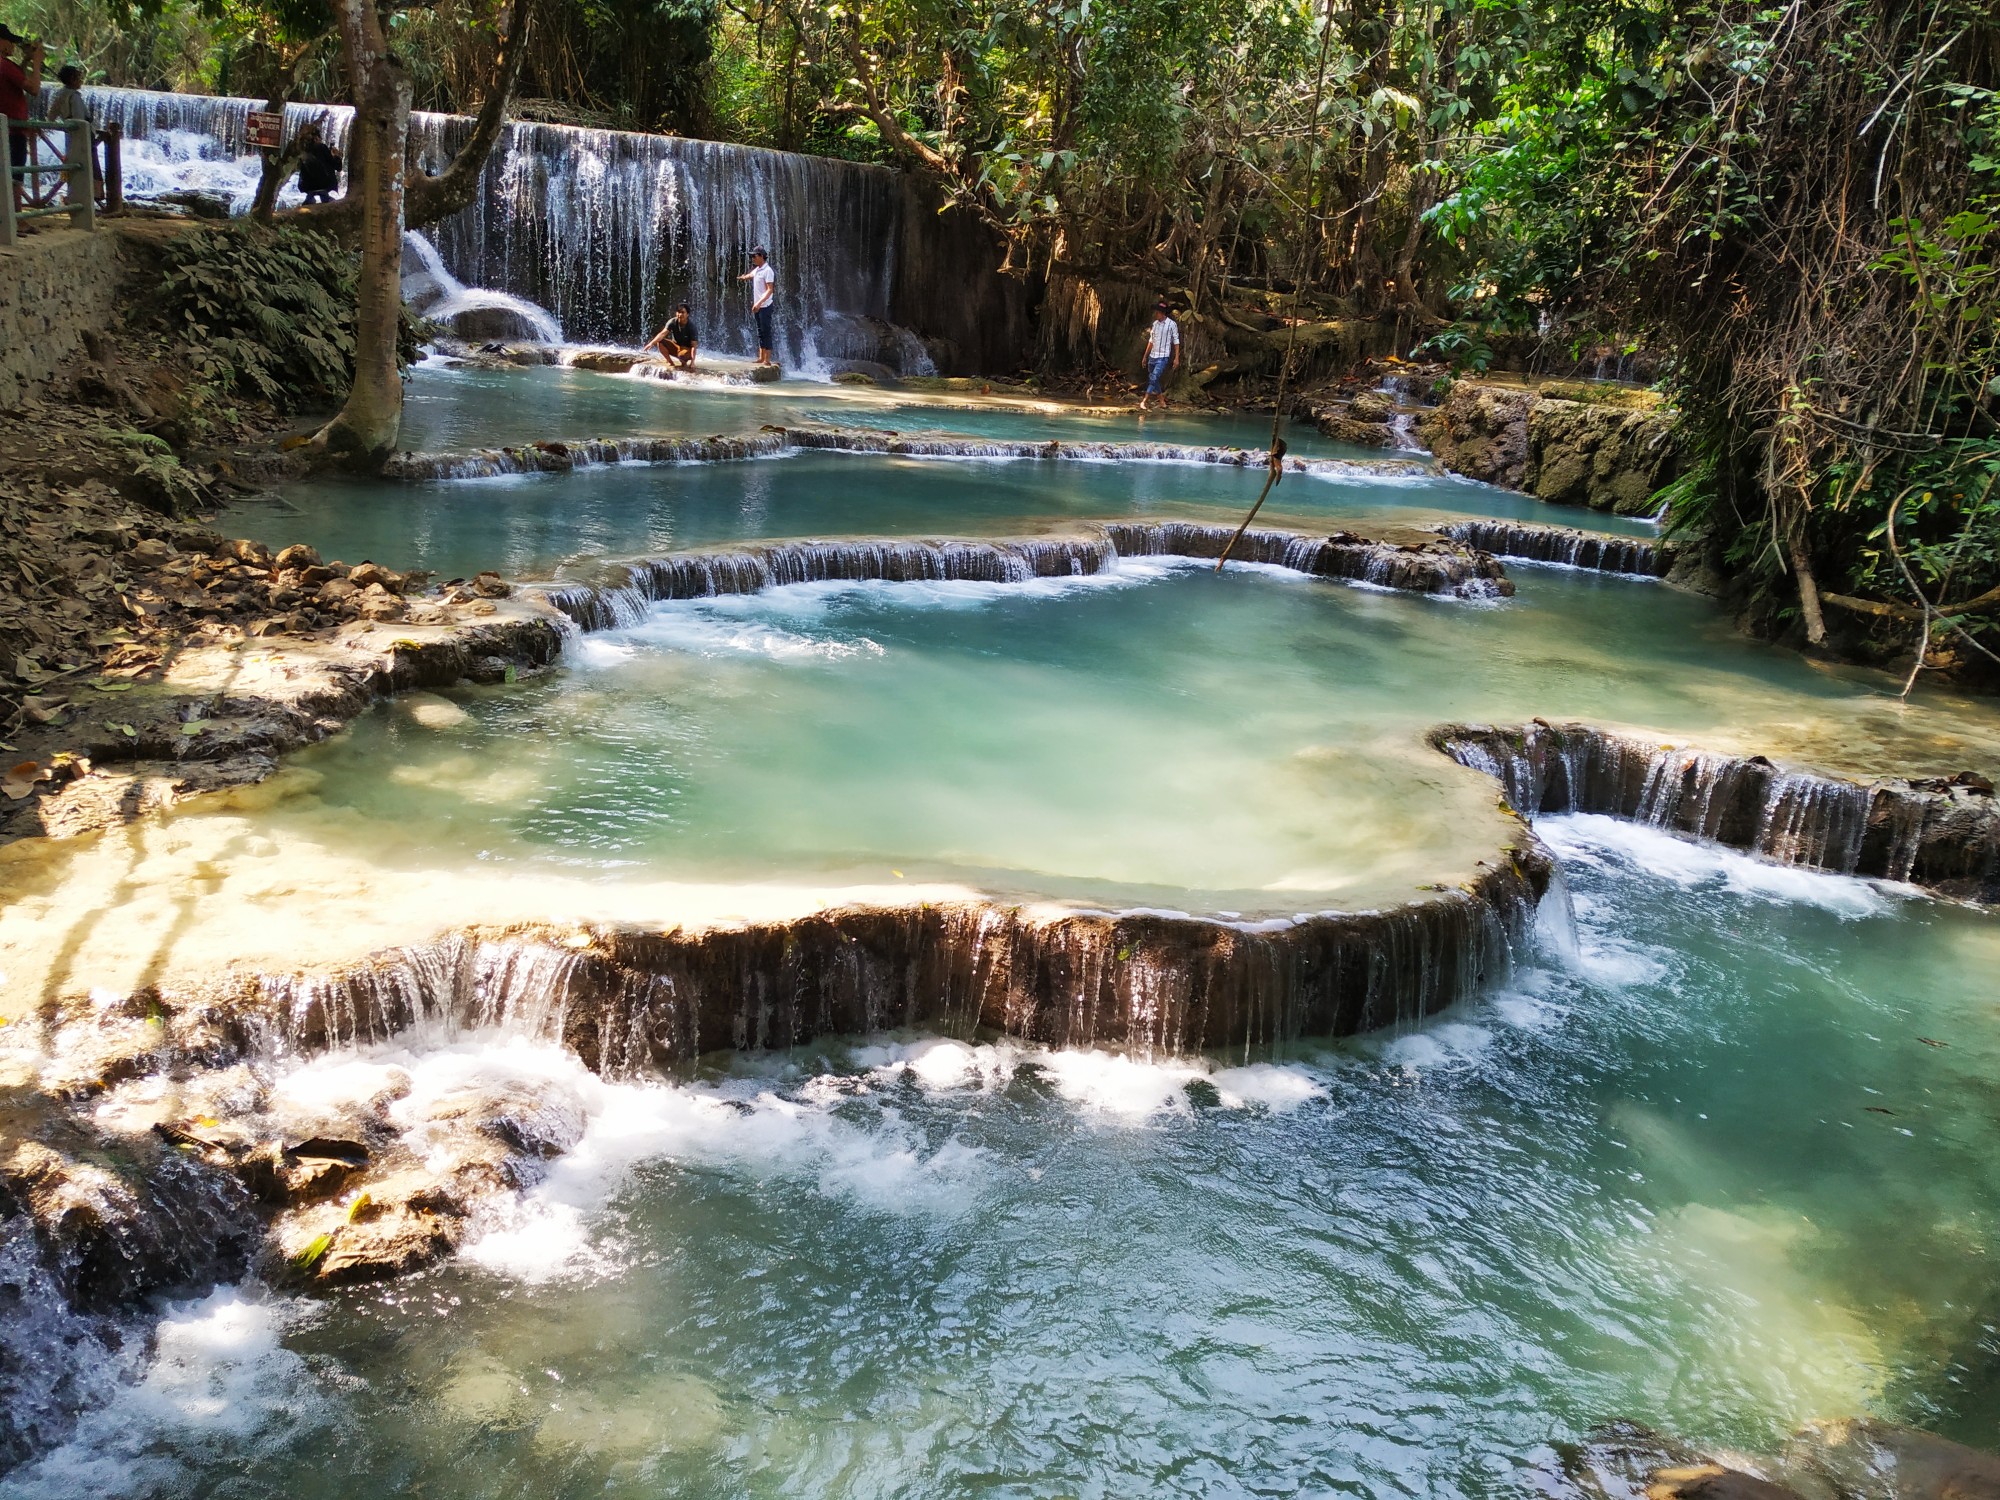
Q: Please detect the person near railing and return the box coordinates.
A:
[0,24,46,210]
[47,65,99,205]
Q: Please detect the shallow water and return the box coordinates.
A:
[12,377,2000,1494]
[10,823,2000,1499]
[392,360,1386,460]
[228,448,1649,584]
[272,557,1999,914]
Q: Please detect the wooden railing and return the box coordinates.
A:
[0,115,106,246]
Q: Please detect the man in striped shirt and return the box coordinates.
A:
[1137,300,1180,410]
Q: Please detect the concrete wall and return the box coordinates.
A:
[0,227,123,411]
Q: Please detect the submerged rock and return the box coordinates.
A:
[1777,1419,2000,1499]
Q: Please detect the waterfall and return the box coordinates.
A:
[1438,521,1668,577]
[1431,721,2000,898]
[80,85,957,368]
[539,522,1511,629]
[399,229,562,344]
[244,857,1551,1074]
[384,425,1439,481]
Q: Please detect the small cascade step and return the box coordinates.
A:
[1432,720,2000,900]
[382,424,1438,482]
[1435,520,1668,577]
[536,522,1512,630]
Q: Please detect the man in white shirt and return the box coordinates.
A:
[737,247,776,368]
[1138,299,1180,410]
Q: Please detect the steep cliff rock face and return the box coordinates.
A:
[1417,382,1537,487]
[1420,380,1679,516]
[1525,399,1680,515]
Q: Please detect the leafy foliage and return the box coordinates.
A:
[146,221,420,426]
[1425,0,2000,674]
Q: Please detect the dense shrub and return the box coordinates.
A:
[151,221,364,413]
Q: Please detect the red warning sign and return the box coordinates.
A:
[246,111,285,150]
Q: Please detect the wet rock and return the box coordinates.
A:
[444,306,550,342]
[1420,378,1679,515]
[1312,406,1400,447]
[1777,1418,2000,1500]
[464,654,513,684]
[1527,399,1679,516]
[298,1171,467,1285]
[420,1082,587,1166]
[1347,390,1394,423]
[287,1137,371,1167]
[1646,1467,1803,1500]
[356,587,406,622]
[1418,381,1537,486]
[0,1136,256,1313]
[500,343,560,366]
[472,571,511,598]
[568,350,641,374]
[237,1145,356,1207]
[151,187,233,219]
[1539,1423,1801,1500]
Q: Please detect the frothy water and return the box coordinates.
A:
[10,343,2000,1493]
[81,85,941,365]
[12,822,2000,1497]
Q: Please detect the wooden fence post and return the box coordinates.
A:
[65,120,94,231]
[103,122,123,215]
[1,117,15,247]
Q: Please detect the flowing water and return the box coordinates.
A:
[379,360,1394,459]
[8,825,2000,1498]
[75,86,986,365]
[9,367,2000,1492]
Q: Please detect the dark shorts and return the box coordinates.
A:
[1146,354,1172,393]
[7,127,25,170]
[755,303,775,351]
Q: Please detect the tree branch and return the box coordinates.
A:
[407,0,533,228]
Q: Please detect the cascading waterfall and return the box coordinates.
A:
[1438,520,1668,577]
[80,85,943,366]
[399,229,563,344]
[238,860,1552,1075]
[1432,720,2000,898]
[538,522,1510,629]
[382,425,1438,481]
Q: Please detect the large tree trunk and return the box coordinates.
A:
[315,0,412,466]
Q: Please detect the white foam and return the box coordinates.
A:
[1209,1062,1325,1112]
[0,1289,324,1500]
[1377,1020,1495,1070]
[602,557,1196,662]
[436,1037,1001,1283]
[614,605,886,663]
[1539,813,1901,918]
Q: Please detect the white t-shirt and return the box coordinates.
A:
[1146,317,1180,359]
[750,263,774,308]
